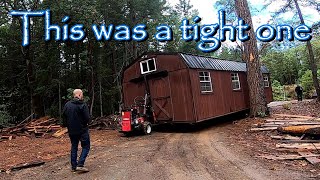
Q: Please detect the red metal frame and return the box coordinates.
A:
[121,111,131,132]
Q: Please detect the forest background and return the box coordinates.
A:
[0,0,319,126]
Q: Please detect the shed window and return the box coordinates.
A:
[231,73,241,90]
[140,58,156,74]
[263,75,269,87]
[199,71,213,93]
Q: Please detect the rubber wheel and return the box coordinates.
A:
[123,132,130,137]
[143,122,152,135]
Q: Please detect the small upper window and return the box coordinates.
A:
[231,73,241,90]
[263,75,269,87]
[140,58,156,74]
[199,71,213,93]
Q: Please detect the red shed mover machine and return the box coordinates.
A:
[120,53,273,134]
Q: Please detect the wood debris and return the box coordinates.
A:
[10,161,45,171]
[89,115,120,130]
[278,125,320,134]
[252,114,320,165]
[250,127,278,131]
[0,116,65,139]
[52,128,68,138]
[257,154,320,160]
[280,139,320,143]
[276,143,320,150]
[270,135,301,140]
[273,114,318,120]
[297,151,320,165]
[0,135,15,141]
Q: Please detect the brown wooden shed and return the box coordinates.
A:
[122,53,273,124]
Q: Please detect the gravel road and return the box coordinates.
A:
[2,121,313,180]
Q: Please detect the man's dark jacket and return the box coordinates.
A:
[295,86,303,95]
[62,98,90,135]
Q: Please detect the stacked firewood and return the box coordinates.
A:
[89,114,120,130]
[251,114,320,165]
[0,116,67,140]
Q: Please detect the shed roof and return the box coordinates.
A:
[180,53,269,73]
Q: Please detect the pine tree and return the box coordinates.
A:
[234,0,268,116]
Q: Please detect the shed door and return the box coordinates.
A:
[148,77,173,122]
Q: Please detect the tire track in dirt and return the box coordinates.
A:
[175,134,216,179]
[194,125,311,180]
[141,133,172,180]
[144,133,191,180]
[193,129,256,180]
[151,133,220,180]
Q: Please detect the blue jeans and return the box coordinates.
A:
[69,129,90,169]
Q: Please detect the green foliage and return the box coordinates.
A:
[162,0,205,54]
[301,70,314,97]
[257,111,267,118]
[0,0,170,121]
[272,80,284,101]
[213,46,242,61]
[0,110,12,128]
[45,104,60,118]
[1,0,320,123]
[261,49,301,85]
[300,69,320,98]
[272,81,301,101]
[261,37,320,100]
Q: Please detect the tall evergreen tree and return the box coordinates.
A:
[292,0,320,101]
[234,0,268,116]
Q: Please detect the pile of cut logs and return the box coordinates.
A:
[89,114,120,130]
[0,116,67,140]
[251,114,320,165]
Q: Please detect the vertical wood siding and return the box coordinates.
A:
[122,54,273,124]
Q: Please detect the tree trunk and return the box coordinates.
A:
[111,49,123,113]
[58,81,62,120]
[23,46,34,116]
[278,125,320,135]
[128,0,138,60]
[99,79,103,117]
[75,51,80,82]
[87,40,95,116]
[90,66,95,116]
[234,0,268,116]
[293,0,320,102]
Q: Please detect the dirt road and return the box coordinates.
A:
[2,121,313,180]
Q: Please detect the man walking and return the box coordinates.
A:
[295,85,303,101]
[63,89,90,172]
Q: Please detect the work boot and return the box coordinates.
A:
[71,168,77,173]
[76,166,89,172]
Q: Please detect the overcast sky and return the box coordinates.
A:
[168,0,320,28]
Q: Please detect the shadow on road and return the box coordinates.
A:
[154,110,249,133]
